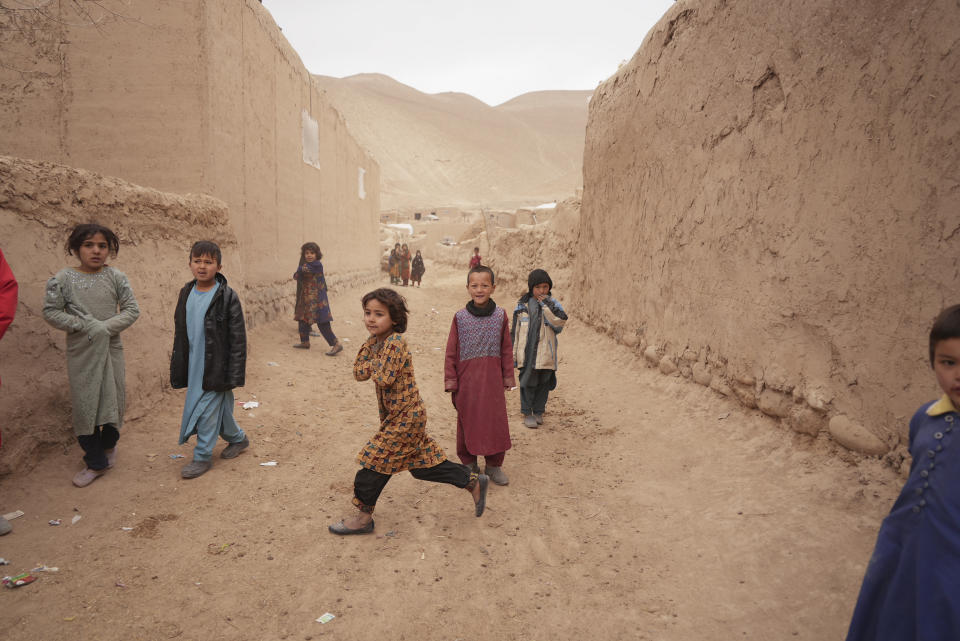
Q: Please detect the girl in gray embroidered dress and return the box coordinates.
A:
[42,224,140,487]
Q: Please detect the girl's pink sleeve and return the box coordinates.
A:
[500,309,516,387]
[0,249,17,341]
[444,317,460,391]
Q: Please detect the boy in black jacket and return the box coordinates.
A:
[171,241,249,479]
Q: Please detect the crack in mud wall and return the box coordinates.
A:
[574,0,960,464]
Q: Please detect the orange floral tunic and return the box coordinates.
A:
[354,333,447,474]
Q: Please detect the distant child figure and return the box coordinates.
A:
[389,243,401,285]
[400,243,412,286]
[411,249,425,287]
[42,224,140,487]
[292,242,343,355]
[469,246,482,269]
[844,304,960,641]
[511,269,567,429]
[329,288,489,535]
[170,241,249,479]
[445,266,515,485]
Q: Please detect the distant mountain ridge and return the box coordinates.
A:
[314,73,590,210]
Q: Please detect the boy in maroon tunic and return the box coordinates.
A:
[444,266,516,485]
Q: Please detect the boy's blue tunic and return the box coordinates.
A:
[178,283,243,459]
[845,396,960,641]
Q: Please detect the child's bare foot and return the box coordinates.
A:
[329,512,374,535]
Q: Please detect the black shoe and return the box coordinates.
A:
[220,436,249,459]
[181,460,212,479]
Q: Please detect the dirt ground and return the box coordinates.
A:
[0,262,902,640]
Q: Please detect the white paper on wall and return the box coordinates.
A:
[302,110,321,169]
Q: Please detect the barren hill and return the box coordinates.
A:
[314,73,589,210]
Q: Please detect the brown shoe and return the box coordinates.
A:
[293,342,310,349]
[328,519,375,535]
[325,340,343,356]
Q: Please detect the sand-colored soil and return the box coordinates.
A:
[0,263,900,640]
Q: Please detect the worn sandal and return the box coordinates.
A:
[474,473,489,517]
[328,519,375,535]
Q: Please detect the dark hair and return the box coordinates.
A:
[929,304,960,366]
[468,265,495,285]
[66,223,120,257]
[362,288,408,333]
[473,246,480,252]
[301,242,322,261]
[190,240,222,265]
[527,268,552,294]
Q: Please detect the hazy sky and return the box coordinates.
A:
[263,1,676,106]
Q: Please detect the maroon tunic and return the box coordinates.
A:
[444,306,515,455]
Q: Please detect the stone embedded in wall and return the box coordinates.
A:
[805,388,831,413]
[692,362,713,387]
[735,373,756,387]
[762,363,793,392]
[792,385,806,403]
[732,384,757,409]
[788,406,826,437]
[707,353,726,369]
[710,377,733,397]
[644,345,660,366]
[828,415,889,456]
[659,356,679,376]
[757,388,793,418]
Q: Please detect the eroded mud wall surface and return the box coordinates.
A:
[0,156,239,475]
[577,0,960,458]
[0,0,380,322]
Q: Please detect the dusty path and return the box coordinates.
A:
[1,262,901,640]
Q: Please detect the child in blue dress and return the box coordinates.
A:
[845,304,960,640]
[170,241,249,479]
